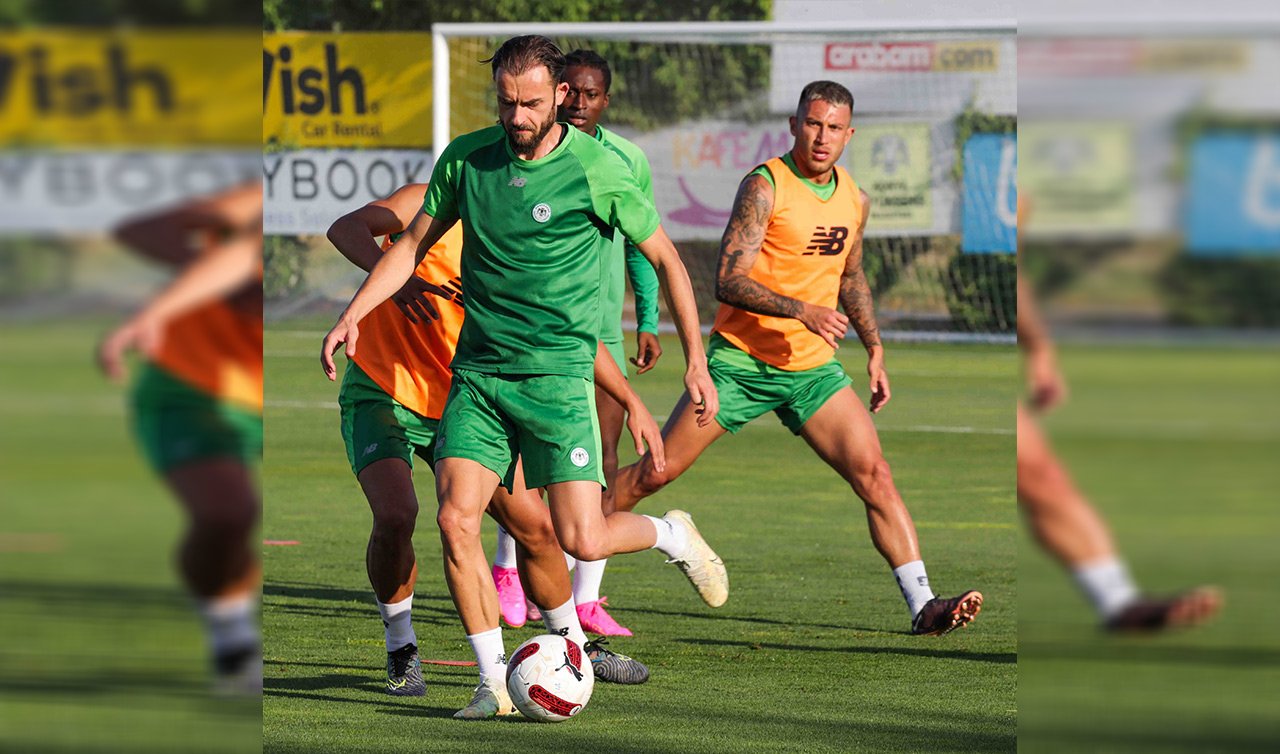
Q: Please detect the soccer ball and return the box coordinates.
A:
[505,634,594,722]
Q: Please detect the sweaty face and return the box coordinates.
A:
[558,65,609,134]
[789,99,854,177]
[496,66,567,153]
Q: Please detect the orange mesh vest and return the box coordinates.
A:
[713,156,863,371]
[152,276,264,413]
[350,225,465,419]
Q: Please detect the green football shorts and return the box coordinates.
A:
[435,368,605,491]
[707,333,852,435]
[339,361,440,476]
[130,362,263,473]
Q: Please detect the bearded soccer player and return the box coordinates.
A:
[1016,198,1222,632]
[98,182,264,693]
[612,81,983,636]
[326,184,655,701]
[489,49,664,637]
[320,36,728,719]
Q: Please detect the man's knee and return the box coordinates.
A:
[557,530,609,563]
[193,496,259,539]
[372,500,419,538]
[436,505,482,546]
[634,458,677,498]
[851,456,894,497]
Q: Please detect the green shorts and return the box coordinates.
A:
[130,363,263,473]
[339,361,440,477]
[707,333,852,435]
[436,368,604,491]
[600,339,628,379]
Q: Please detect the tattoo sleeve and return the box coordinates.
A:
[839,196,880,350]
[715,176,807,319]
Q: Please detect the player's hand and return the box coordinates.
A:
[624,396,666,474]
[97,315,163,383]
[867,350,891,414]
[630,331,663,374]
[1026,348,1067,413]
[684,363,719,428]
[392,277,452,325]
[320,316,360,381]
[799,303,849,350]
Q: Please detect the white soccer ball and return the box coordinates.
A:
[505,633,594,722]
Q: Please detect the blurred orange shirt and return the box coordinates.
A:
[713,156,864,371]
[152,273,264,413]
[349,225,465,419]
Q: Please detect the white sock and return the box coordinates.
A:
[201,592,259,657]
[572,558,607,605]
[377,594,416,652]
[645,515,689,559]
[564,551,577,571]
[893,560,936,619]
[1073,557,1140,619]
[494,526,517,569]
[542,598,589,646]
[466,626,507,682]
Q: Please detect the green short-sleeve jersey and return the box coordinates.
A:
[423,124,661,378]
[595,125,661,343]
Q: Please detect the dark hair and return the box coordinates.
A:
[563,49,611,92]
[797,80,854,113]
[484,35,566,82]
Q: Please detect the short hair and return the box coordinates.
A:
[485,35,565,82]
[563,49,612,92]
[797,80,854,113]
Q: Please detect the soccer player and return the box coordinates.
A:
[98,182,265,693]
[490,48,664,637]
[611,80,984,636]
[326,183,658,698]
[320,36,729,718]
[1016,198,1222,631]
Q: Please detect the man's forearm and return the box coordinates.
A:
[655,260,706,364]
[838,271,881,350]
[327,219,386,273]
[1017,273,1052,355]
[341,235,419,324]
[594,341,635,406]
[717,272,806,320]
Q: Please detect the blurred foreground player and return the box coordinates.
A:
[98,182,265,693]
[1016,197,1222,632]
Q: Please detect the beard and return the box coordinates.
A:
[505,109,557,152]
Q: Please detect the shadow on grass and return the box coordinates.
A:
[1019,636,1280,669]
[621,605,899,635]
[677,637,1015,664]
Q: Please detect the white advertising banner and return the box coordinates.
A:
[0,150,260,234]
[263,149,434,235]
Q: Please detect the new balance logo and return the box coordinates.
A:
[917,576,929,587]
[553,627,570,637]
[508,176,526,187]
[804,226,849,256]
[363,443,378,456]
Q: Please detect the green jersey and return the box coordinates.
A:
[423,124,661,378]
[595,125,661,342]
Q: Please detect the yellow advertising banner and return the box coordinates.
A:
[0,30,259,147]
[263,32,432,148]
[846,123,933,231]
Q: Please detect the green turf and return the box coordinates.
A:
[1017,344,1280,753]
[261,326,1017,753]
[0,320,262,753]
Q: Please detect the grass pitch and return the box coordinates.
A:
[261,322,1017,753]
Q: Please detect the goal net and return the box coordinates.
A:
[433,21,1017,341]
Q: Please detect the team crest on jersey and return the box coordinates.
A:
[532,202,552,223]
[569,447,590,467]
[508,176,527,188]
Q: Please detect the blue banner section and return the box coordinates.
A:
[1185,133,1280,257]
[961,133,1017,254]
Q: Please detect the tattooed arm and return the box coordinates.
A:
[838,190,890,413]
[715,173,850,349]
